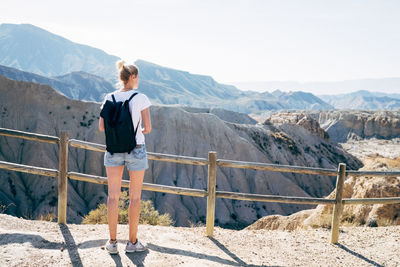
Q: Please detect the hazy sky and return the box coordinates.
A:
[2,0,400,86]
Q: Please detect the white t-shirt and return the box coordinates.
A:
[100,90,151,145]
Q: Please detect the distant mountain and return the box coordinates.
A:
[54,71,114,102]
[0,23,332,113]
[0,23,119,83]
[135,59,245,107]
[277,91,332,110]
[0,65,113,102]
[319,90,400,110]
[136,60,242,100]
[135,60,333,113]
[232,78,400,95]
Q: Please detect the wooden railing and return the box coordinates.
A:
[1,127,400,244]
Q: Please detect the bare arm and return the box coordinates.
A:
[99,117,104,132]
[141,108,151,134]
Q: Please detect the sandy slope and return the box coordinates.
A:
[0,214,399,267]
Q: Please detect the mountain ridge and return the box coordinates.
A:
[0,64,113,102]
[232,78,400,95]
[319,90,400,110]
[0,23,120,82]
[0,23,333,113]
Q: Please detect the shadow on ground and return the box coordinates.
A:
[0,233,62,249]
[335,243,384,267]
[59,224,83,267]
[147,237,282,267]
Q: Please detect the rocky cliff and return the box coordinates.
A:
[262,110,400,143]
[265,112,330,141]
[317,110,400,143]
[0,75,361,228]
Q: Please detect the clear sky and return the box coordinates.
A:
[2,0,400,86]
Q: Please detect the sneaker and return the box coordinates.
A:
[105,239,118,254]
[125,239,147,253]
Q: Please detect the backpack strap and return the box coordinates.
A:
[111,94,116,103]
[134,118,141,136]
[128,92,138,102]
[127,118,141,154]
[127,92,140,136]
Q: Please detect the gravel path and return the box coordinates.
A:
[0,214,399,266]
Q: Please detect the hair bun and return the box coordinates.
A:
[116,60,126,70]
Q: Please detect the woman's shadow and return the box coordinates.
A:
[124,250,149,267]
[78,238,149,267]
[104,248,148,267]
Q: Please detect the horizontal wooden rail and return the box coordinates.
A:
[0,127,59,144]
[69,139,208,166]
[342,197,400,205]
[68,172,207,197]
[69,139,105,152]
[346,170,400,177]
[66,139,400,177]
[3,127,400,242]
[217,159,338,176]
[147,152,208,166]
[216,191,336,205]
[0,160,58,177]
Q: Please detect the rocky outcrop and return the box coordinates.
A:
[0,75,361,228]
[265,112,330,141]
[262,110,400,143]
[228,122,361,198]
[317,110,400,143]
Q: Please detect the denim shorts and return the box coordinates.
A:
[104,146,149,171]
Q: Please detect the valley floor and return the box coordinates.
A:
[340,138,400,161]
[0,214,399,267]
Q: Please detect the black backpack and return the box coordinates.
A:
[100,93,140,154]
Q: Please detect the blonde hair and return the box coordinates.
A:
[116,60,139,87]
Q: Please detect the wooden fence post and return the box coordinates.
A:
[206,151,217,237]
[58,131,69,224]
[331,163,346,244]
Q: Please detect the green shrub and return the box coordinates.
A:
[82,191,172,226]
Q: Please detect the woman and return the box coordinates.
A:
[99,60,151,254]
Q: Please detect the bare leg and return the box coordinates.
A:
[128,170,145,243]
[106,166,124,241]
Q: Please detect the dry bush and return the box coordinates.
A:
[0,202,16,214]
[82,191,172,226]
[36,213,57,222]
[0,203,6,214]
[270,131,301,155]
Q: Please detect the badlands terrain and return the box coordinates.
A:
[1,115,399,266]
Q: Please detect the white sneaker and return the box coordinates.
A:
[125,239,147,253]
[105,239,118,254]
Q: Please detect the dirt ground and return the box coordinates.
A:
[0,214,399,267]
